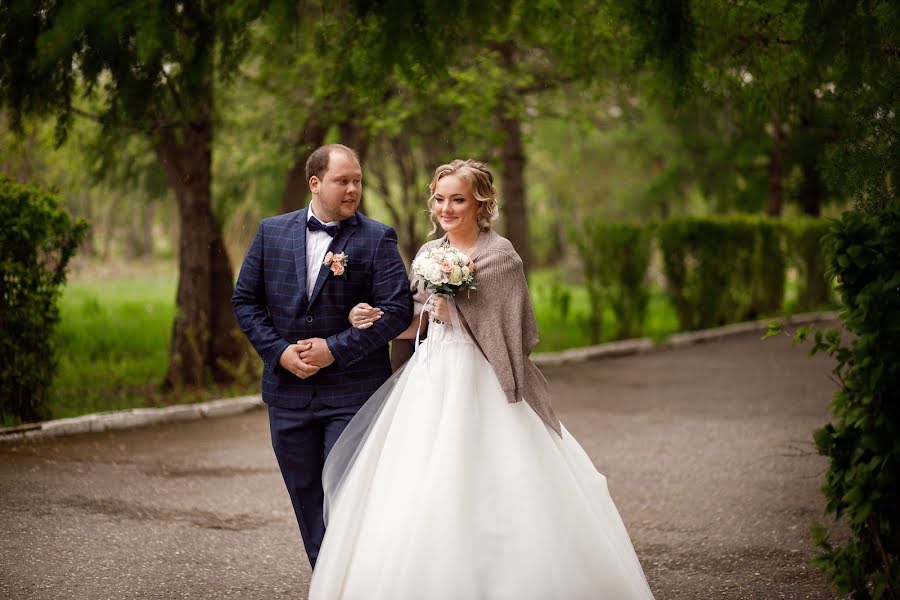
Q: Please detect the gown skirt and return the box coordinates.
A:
[308,319,655,600]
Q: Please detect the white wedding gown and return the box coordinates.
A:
[308,315,654,600]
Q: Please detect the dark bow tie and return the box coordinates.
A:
[307,216,340,237]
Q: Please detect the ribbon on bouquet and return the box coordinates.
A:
[414,292,464,348]
[415,292,436,349]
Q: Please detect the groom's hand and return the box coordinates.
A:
[348,302,383,329]
[298,338,335,369]
[279,343,320,379]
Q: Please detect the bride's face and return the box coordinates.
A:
[432,175,480,237]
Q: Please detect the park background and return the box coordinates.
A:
[1,2,896,597]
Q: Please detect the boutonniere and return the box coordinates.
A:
[323,251,348,278]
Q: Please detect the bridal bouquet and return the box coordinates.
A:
[411,243,477,297]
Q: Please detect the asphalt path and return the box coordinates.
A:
[1,326,842,599]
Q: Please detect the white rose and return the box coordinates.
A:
[428,265,444,284]
[449,265,463,285]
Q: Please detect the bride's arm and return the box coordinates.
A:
[395,316,427,340]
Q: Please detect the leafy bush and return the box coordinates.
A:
[572,220,652,341]
[804,207,899,598]
[1,176,88,425]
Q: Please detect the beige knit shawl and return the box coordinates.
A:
[407,229,561,435]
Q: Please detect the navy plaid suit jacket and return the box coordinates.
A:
[232,208,413,409]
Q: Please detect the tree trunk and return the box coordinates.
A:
[799,99,823,217]
[766,112,784,217]
[77,193,96,257]
[279,119,373,215]
[496,44,531,275]
[393,136,426,263]
[80,224,96,257]
[126,206,143,258]
[340,117,370,215]
[498,113,530,274]
[98,198,115,260]
[800,159,822,217]
[155,117,248,388]
[142,201,154,256]
[279,116,329,214]
[369,135,423,265]
[339,119,370,164]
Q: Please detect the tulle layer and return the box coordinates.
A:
[310,322,654,600]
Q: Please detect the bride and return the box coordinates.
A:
[308,159,655,599]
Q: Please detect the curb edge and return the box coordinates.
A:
[532,310,839,367]
[1,395,264,443]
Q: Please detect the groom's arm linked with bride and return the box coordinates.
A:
[230,144,413,568]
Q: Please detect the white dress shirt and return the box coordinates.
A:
[306,207,339,299]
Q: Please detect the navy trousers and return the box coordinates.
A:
[268,402,359,568]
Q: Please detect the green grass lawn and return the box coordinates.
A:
[49,271,177,418]
[47,268,258,421]
[529,269,681,352]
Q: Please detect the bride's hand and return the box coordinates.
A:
[428,296,451,323]
[348,303,383,329]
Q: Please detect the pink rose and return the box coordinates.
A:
[323,251,334,266]
[330,261,345,276]
[440,259,453,273]
[333,252,347,263]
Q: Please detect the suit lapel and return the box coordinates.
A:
[292,208,309,309]
[307,213,359,311]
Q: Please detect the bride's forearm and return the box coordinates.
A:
[395,315,427,340]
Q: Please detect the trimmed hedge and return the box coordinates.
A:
[658,216,790,330]
[573,221,652,342]
[1,176,88,424]
[786,217,832,311]
[751,217,787,317]
[574,215,831,338]
[659,217,751,330]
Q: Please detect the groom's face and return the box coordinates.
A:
[310,151,362,222]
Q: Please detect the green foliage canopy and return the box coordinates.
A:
[635,0,898,211]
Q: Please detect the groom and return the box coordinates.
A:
[232,144,412,567]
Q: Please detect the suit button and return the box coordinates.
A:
[306,316,314,323]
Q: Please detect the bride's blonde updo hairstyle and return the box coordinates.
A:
[427,159,499,234]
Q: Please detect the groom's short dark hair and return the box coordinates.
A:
[306,144,360,182]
